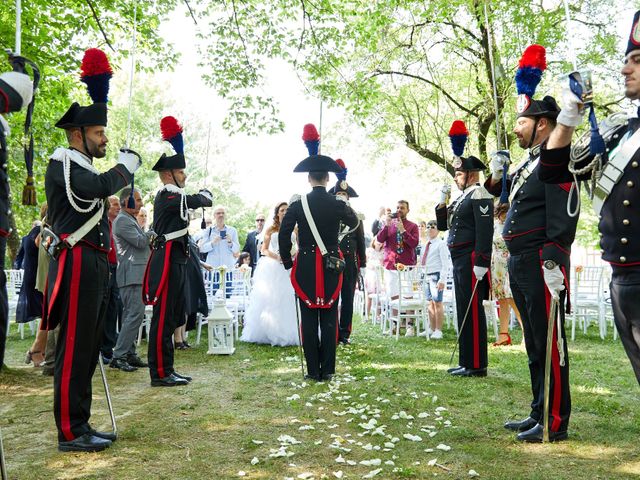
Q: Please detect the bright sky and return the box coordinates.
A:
[152,5,636,228]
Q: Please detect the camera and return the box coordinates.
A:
[390,212,398,219]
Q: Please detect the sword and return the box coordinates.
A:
[98,354,118,438]
[543,295,559,443]
[294,296,306,380]
[0,427,7,480]
[448,279,480,366]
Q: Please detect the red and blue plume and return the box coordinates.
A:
[160,116,184,154]
[302,123,320,156]
[448,120,468,157]
[335,159,347,181]
[80,48,113,104]
[515,44,547,97]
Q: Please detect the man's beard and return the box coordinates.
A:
[88,142,107,159]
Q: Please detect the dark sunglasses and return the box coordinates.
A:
[426,225,437,229]
[256,218,265,222]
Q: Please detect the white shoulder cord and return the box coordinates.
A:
[63,155,102,213]
[179,193,188,221]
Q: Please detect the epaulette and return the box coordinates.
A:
[289,193,301,203]
[471,186,493,200]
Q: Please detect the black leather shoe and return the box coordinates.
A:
[321,374,334,382]
[173,371,192,382]
[517,423,568,443]
[447,366,463,374]
[110,358,138,372]
[504,416,538,432]
[89,429,117,442]
[58,433,112,452]
[450,367,487,377]
[126,354,148,368]
[338,338,351,345]
[304,374,321,382]
[151,373,189,387]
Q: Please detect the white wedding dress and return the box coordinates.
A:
[241,231,300,347]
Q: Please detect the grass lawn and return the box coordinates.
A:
[1,316,639,480]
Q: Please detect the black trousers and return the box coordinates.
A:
[508,251,570,433]
[100,263,122,358]
[452,252,488,370]
[338,256,357,341]
[148,262,186,380]
[0,237,7,368]
[52,247,109,442]
[299,301,338,377]
[610,266,640,386]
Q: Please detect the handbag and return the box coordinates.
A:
[300,194,345,274]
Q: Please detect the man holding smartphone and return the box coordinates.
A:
[376,200,419,335]
[199,205,240,269]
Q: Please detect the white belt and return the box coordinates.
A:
[593,127,640,214]
[164,227,189,241]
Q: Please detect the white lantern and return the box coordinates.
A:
[207,298,235,355]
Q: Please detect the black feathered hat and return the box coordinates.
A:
[453,155,486,172]
[627,11,640,56]
[152,116,186,171]
[55,49,111,129]
[293,124,342,173]
[328,159,359,197]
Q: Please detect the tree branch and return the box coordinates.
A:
[85,0,115,52]
[370,69,476,117]
[230,0,258,81]
[184,0,198,25]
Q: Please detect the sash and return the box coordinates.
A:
[592,127,640,214]
[508,158,539,203]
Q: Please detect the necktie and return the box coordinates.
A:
[421,241,430,266]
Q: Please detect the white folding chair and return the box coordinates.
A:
[385,266,428,340]
[569,266,605,340]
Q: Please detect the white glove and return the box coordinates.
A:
[439,184,451,204]
[490,151,509,181]
[556,74,586,127]
[473,265,488,281]
[336,195,349,205]
[118,148,141,174]
[198,189,213,202]
[543,265,565,299]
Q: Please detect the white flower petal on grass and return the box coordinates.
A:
[298,473,315,479]
[251,457,259,465]
[237,472,246,477]
[362,443,373,450]
[287,394,301,401]
[399,411,414,420]
[424,448,434,453]
[362,468,382,478]
[435,407,448,413]
[359,459,382,466]
[402,433,422,442]
[418,412,430,418]
[384,442,395,449]
[299,425,315,431]
[333,472,344,479]
[384,460,395,466]
[436,443,451,451]
[391,414,400,420]
[335,454,346,463]
[427,458,438,466]
[278,435,302,445]
[316,418,327,424]
[314,440,323,445]
[444,420,452,426]
[251,439,264,445]
[305,402,313,407]
[328,424,339,429]
[469,470,480,477]
[429,432,437,438]
[290,418,302,424]
[431,395,438,403]
[346,460,357,466]
[391,437,400,443]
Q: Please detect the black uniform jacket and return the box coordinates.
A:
[0,120,10,237]
[435,184,493,268]
[42,149,132,330]
[485,149,578,268]
[143,186,212,305]
[279,186,358,309]
[339,221,366,269]
[539,119,640,267]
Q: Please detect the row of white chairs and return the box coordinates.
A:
[360,263,616,342]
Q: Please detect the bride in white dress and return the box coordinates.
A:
[241,202,300,346]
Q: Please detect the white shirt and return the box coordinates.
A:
[420,236,450,275]
[198,224,240,268]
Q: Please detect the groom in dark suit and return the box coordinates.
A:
[280,124,358,381]
[242,213,265,273]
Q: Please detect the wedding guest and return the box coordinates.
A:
[136,206,148,231]
[198,205,240,268]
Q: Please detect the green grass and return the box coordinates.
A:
[1,317,639,480]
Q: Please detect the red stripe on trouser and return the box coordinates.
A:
[471,254,479,369]
[541,264,562,432]
[315,249,325,302]
[61,246,82,441]
[156,273,170,378]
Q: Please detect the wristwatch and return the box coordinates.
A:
[543,260,557,270]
